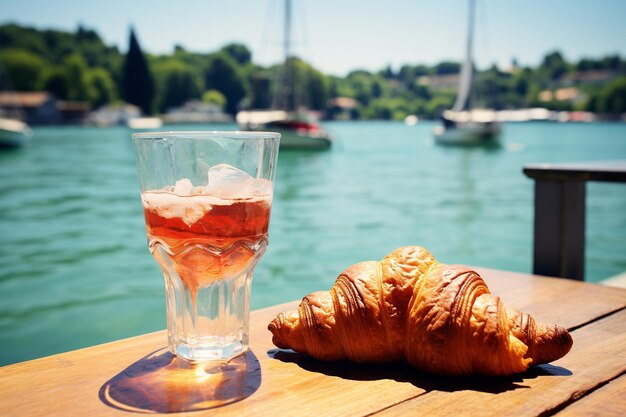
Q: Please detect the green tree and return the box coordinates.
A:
[202,89,226,107]
[62,53,92,101]
[511,68,531,96]
[590,76,626,115]
[425,95,454,118]
[285,57,329,110]
[409,82,432,100]
[381,64,394,79]
[435,61,461,75]
[540,51,568,81]
[153,58,203,111]
[0,49,47,90]
[220,43,252,66]
[86,67,117,107]
[43,69,69,99]
[306,68,329,110]
[345,70,375,106]
[171,48,206,70]
[601,55,622,71]
[204,52,247,114]
[75,25,120,71]
[122,27,155,115]
[249,71,272,109]
[576,58,600,72]
[474,65,512,109]
[366,97,409,120]
[371,80,383,98]
[0,24,48,57]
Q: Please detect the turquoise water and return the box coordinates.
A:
[1,121,625,365]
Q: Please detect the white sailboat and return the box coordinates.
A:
[237,0,332,150]
[433,0,501,146]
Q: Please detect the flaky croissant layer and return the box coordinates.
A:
[268,246,573,376]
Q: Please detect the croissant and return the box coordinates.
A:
[268,246,573,376]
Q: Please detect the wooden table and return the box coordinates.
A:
[1,268,625,416]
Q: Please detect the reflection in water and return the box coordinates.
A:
[448,145,503,257]
[99,349,261,413]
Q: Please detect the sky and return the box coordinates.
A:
[2,0,626,76]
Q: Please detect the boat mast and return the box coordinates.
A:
[281,0,296,111]
[452,0,475,112]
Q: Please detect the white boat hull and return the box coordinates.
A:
[127,117,163,130]
[276,129,332,150]
[433,122,500,146]
[0,118,32,148]
[237,110,332,150]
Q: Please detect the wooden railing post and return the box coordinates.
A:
[524,160,626,281]
[533,179,586,280]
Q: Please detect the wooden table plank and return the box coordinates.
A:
[372,308,626,417]
[0,270,625,417]
[553,374,626,417]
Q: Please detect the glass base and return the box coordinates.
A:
[171,338,247,362]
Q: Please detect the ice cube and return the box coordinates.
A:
[251,178,273,196]
[206,163,254,198]
[174,178,194,195]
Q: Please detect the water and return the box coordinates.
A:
[1,121,625,365]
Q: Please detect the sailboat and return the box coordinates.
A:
[236,0,332,150]
[433,0,501,145]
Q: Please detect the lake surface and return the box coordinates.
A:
[1,121,625,365]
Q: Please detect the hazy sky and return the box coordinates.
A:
[3,0,626,76]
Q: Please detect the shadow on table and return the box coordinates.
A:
[100,348,261,413]
[268,349,571,394]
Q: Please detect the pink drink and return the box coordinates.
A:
[141,188,273,360]
[142,191,271,295]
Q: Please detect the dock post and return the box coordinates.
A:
[532,179,586,280]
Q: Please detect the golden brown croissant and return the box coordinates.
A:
[268,246,573,376]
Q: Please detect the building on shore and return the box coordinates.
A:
[0,91,91,125]
[327,97,359,120]
[87,104,141,127]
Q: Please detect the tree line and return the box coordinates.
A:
[1,23,625,119]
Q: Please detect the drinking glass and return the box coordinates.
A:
[131,131,280,362]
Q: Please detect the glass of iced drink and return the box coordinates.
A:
[131,131,280,362]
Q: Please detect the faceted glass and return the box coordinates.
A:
[132,131,280,361]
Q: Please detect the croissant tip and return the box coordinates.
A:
[532,325,573,366]
[267,314,279,332]
[557,326,574,356]
[268,313,289,349]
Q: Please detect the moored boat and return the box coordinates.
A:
[0,117,32,149]
[236,0,332,150]
[433,0,501,146]
[237,110,331,150]
[434,109,500,146]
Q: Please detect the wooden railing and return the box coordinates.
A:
[523,160,626,280]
